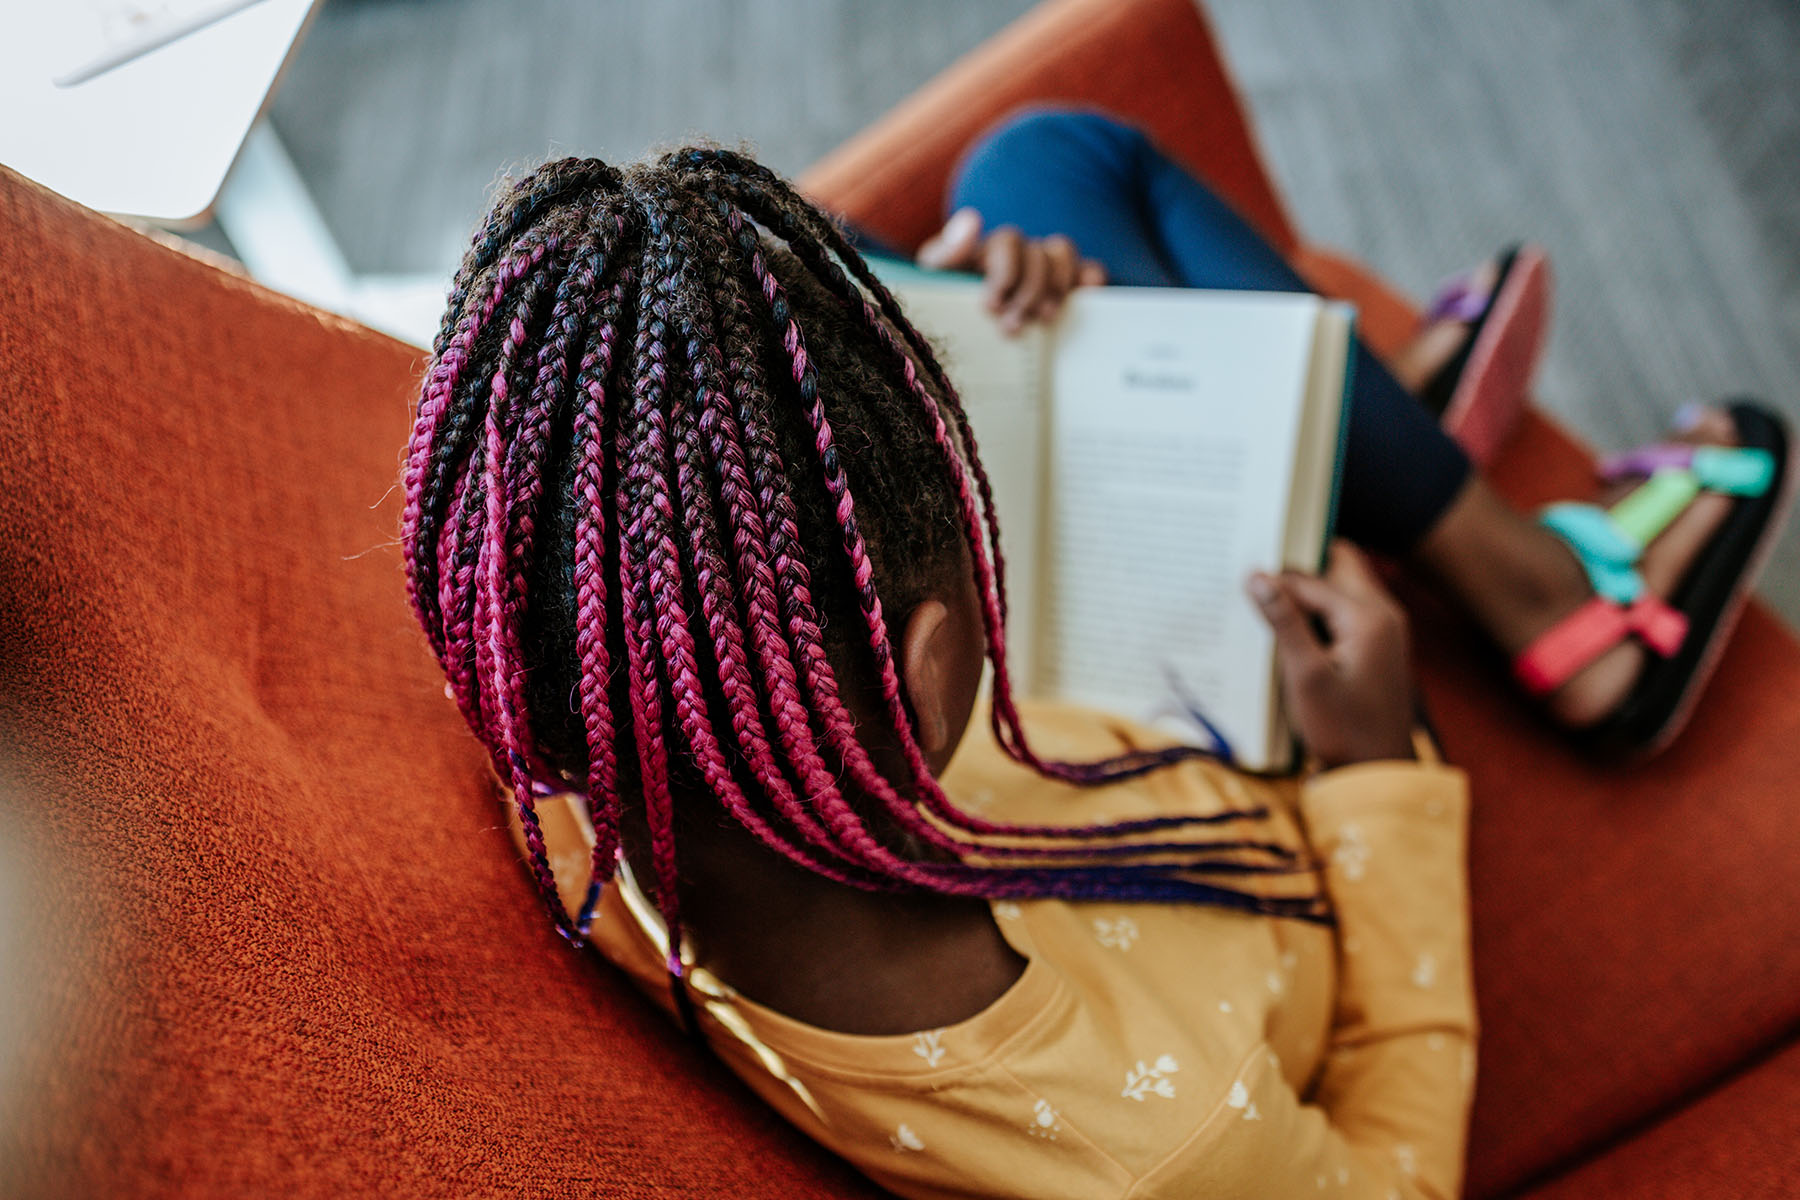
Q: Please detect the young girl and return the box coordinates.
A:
[400,116,1787,1199]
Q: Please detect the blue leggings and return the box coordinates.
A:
[945,109,1472,554]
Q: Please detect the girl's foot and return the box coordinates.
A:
[1390,257,1506,395]
[1529,406,1738,728]
[1419,403,1784,743]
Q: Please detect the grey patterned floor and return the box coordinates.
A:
[263,0,1800,621]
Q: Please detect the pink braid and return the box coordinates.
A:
[404,238,553,643]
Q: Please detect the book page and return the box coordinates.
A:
[872,264,1050,693]
[1040,289,1324,768]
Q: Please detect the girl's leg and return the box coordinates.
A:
[949,108,1470,557]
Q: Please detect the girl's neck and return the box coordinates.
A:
[621,805,1026,1036]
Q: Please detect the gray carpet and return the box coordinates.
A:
[267,0,1800,621]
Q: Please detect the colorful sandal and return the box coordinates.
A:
[1418,245,1553,468]
[1512,401,1793,755]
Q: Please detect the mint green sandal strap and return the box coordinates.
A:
[1693,446,1776,495]
[1540,503,1645,604]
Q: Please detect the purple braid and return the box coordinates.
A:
[470,243,562,752]
[616,206,698,966]
[510,223,628,929]
[478,243,580,927]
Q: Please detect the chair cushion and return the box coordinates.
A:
[1514,1037,1800,1200]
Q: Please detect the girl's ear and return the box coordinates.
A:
[899,598,957,757]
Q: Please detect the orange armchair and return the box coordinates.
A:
[5,0,1797,1196]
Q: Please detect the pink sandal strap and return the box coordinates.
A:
[1514,595,1690,698]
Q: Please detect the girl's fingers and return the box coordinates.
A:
[965,230,1100,331]
[999,240,1050,335]
[1248,573,1332,684]
[916,207,983,271]
[981,227,1025,314]
[1034,235,1080,320]
[1273,569,1359,631]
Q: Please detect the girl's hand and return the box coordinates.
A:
[1247,541,1417,769]
[915,207,1107,336]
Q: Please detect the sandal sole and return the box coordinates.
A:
[1441,246,1552,468]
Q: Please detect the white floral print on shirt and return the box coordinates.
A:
[1093,916,1139,950]
[912,1030,945,1068]
[1411,952,1438,989]
[1332,821,1370,881]
[1226,1079,1263,1121]
[1122,1055,1180,1101]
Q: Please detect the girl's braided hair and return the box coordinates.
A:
[402,148,1325,968]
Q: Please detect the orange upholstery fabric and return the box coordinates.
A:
[1518,1040,1800,1200]
[0,167,879,1199]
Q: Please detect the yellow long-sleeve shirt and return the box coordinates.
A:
[526,702,1475,1199]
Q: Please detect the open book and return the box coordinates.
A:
[876,262,1354,771]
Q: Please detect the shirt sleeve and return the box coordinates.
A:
[1299,755,1477,1197]
[1132,758,1476,1200]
